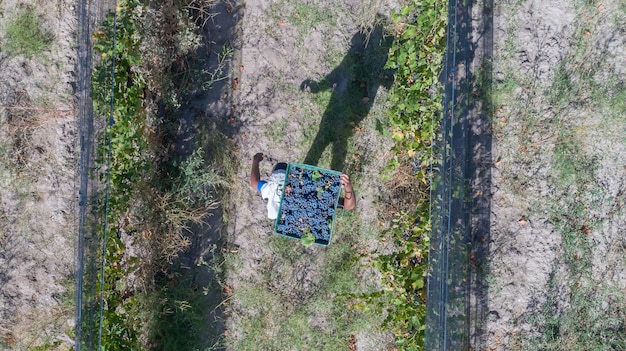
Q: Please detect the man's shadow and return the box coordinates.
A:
[301,19,393,171]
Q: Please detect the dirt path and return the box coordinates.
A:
[221,0,401,349]
[0,0,79,348]
[484,1,626,349]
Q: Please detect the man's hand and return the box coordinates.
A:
[253,152,264,163]
[340,174,356,210]
[340,174,352,190]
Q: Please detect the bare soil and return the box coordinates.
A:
[483,0,626,349]
[0,0,78,349]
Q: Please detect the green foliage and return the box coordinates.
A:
[89,1,146,349]
[364,0,448,349]
[3,9,54,58]
[170,147,228,208]
[362,209,430,350]
[87,0,230,350]
[149,259,225,351]
[384,0,447,168]
[301,231,316,246]
[93,0,148,220]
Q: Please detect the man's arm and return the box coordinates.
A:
[250,153,263,191]
[339,174,356,210]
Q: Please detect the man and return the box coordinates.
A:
[249,153,355,220]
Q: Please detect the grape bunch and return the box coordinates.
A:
[276,166,342,244]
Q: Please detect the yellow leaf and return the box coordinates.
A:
[392,130,404,141]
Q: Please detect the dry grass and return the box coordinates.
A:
[382,163,428,214]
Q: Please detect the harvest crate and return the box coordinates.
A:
[274,163,342,246]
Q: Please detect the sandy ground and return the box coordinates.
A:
[0,0,78,348]
[484,0,626,349]
[223,0,400,349]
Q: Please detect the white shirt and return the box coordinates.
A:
[258,171,286,220]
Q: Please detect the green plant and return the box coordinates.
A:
[85,0,232,349]
[384,0,447,171]
[3,9,54,58]
[289,2,334,28]
[358,209,430,350]
[359,0,447,349]
[30,340,62,351]
[301,231,316,246]
[149,265,225,350]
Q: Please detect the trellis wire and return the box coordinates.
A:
[75,0,117,350]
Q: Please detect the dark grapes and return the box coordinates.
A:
[275,165,341,245]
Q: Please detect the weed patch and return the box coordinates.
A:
[83,0,232,349]
[3,8,54,58]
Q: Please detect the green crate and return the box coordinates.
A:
[274,162,341,246]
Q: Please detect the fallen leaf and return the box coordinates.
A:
[518,216,528,225]
[278,19,285,26]
[580,225,591,235]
